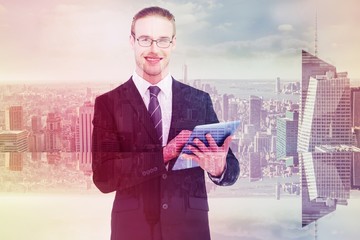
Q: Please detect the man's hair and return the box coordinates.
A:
[131,6,176,37]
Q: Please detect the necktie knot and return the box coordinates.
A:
[149,86,161,97]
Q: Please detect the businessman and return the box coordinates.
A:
[92,6,240,240]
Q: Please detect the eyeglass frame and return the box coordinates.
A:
[131,32,174,48]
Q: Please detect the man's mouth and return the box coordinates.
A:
[145,56,163,64]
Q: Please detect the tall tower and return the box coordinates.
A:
[78,101,94,174]
[298,51,351,152]
[276,110,299,159]
[5,106,24,130]
[31,115,42,133]
[351,87,360,147]
[299,51,336,127]
[45,113,62,152]
[275,77,281,93]
[351,87,360,127]
[222,94,229,121]
[183,64,188,84]
[315,10,318,57]
[249,95,262,131]
[298,70,351,152]
[301,151,351,227]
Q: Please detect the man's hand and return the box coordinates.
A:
[163,130,192,163]
[182,134,232,177]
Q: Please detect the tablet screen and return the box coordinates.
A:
[172,120,240,170]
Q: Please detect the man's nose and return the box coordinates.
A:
[150,41,160,52]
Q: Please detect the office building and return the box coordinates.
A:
[0,130,28,152]
[78,101,94,174]
[301,151,351,226]
[223,94,229,121]
[254,132,271,153]
[45,113,62,152]
[352,152,360,189]
[5,106,24,130]
[275,77,281,93]
[350,87,360,127]
[249,95,262,131]
[299,50,336,126]
[31,115,42,133]
[298,70,351,152]
[183,64,188,84]
[228,99,238,121]
[0,130,28,171]
[276,110,299,159]
[301,151,351,201]
[249,152,262,181]
[351,87,360,147]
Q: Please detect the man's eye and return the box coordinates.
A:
[140,38,151,42]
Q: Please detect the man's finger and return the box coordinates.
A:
[192,138,208,152]
[187,145,205,159]
[206,133,218,149]
[223,136,232,149]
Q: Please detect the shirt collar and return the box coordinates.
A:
[132,71,172,98]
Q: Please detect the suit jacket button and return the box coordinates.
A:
[162,173,167,180]
[162,203,168,210]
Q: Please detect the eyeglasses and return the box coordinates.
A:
[132,34,173,48]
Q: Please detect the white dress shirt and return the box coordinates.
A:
[132,72,173,147]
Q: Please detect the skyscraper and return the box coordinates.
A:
[275,77,281,93]
[301,152,351,227]
[254,132,271,153]
[0,130,28,171]
[298,51,354,227]
[249,152,261,181]
[249,95,262,131]
[0,130,28,152]
[31,115,42,133]
[350,87,360,127]
[352,152,360,189]
[5,106,24,131]
[276,110,299,160]
[78,101,94,174]
[351,87,360,147]
[299,51,336,126]
[45,112,62,152]
[183,64,188,84]
[298,52,351,152]
[222,94,229,121]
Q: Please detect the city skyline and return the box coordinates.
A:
[1,0,360,83]
[1,1,360,238]
[1,50,360,239]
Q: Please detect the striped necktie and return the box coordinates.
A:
[148,86,163,143]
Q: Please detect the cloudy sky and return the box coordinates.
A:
[0,0,359,84]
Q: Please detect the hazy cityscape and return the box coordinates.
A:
[0,70,302,194]
[1,51,360,239]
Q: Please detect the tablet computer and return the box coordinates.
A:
[172,120,240,170]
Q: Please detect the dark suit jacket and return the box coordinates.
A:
[92,78,239,240]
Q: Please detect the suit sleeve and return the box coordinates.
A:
[91,95,166,193]
[204,93,240,186]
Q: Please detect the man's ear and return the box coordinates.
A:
[171,36,176,50]
[129,35,135,49]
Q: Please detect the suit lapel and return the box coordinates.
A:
[120,78,160,144]
[168,79,186,142]
[168,79,192,170]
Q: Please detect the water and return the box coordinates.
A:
[200,79,300,102]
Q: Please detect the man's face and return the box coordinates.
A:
[131,16,176,84]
